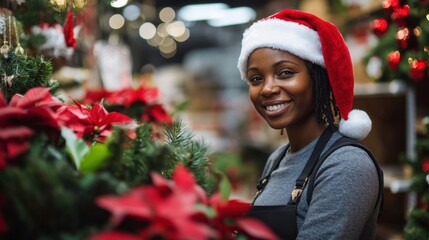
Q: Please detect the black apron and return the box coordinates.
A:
[245,127,334,240]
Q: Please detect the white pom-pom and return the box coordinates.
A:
[339,109,372,140]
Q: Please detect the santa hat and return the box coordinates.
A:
[237,9,371,140]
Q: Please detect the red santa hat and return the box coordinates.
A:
[237,9,371,140]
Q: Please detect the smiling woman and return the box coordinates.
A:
[246,48,314,133]
[236,8,384,240]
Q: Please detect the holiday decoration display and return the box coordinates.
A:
[366,0,429,83]
[0,1,279,239]
[0,87,277,240]
[366,1,429,238]
[403,117,429,240]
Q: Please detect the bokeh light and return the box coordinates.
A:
[109,14,125,29]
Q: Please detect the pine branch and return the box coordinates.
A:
[164,119,215,193]
[0,50,53,102]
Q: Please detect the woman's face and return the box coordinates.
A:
[246,48,315,130]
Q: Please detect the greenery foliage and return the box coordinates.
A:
[403,118,429,240]
[0,50,54,102]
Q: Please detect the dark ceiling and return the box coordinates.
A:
[153,0,270,9]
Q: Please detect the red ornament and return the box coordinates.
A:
[391,4,410,27]
[395,28,410,49]
[387,51,401,70]
[382,0,400,10]
[422,156,429,173]
[382,0,400,14]
[371,18,389,38]
[409,59,428,81]
[64,10,77,48]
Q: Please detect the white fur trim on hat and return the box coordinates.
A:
[237,19,324,80]
[339,109,372,140]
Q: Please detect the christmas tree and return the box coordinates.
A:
[366,1,429,239]
[403,117,429,240]
[366,0,428,83]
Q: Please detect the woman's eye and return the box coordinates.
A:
[248,76,262,83]
[279,69,294,77]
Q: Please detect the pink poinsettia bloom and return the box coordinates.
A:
[0,88,63,168]
[58,100,133,142]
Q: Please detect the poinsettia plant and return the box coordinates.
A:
[83,85,173,125]
[91,164,278,240]
[0,86,279,240]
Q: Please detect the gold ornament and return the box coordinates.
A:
[14,43,24,55]
[2,74,14,87]
[0,40,9,55]
[13,16,24,55]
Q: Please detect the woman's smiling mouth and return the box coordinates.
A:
[263,102,291,117]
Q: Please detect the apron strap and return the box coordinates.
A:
[252,126,335,204]
[288,126,334,204]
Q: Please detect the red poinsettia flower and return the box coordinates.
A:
[83,87,172,124]
[141,103,173,124]
[94,164,215,240]
[90,231,139,240]
[207,193,279,240]
[58,100,133,142]
[8,87,63,110]
[106,87,159,107]
[82,89,110,105]
[0,88,64,168]
[93,164,213,239]
[84,86,159,107]
[93,164,278,240]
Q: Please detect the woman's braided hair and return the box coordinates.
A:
[305,60,340,126]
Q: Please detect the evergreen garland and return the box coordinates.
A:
[0,49,54,102]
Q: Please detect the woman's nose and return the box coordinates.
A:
[260,78,280,97]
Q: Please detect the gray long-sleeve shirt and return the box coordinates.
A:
[254,131,380,240]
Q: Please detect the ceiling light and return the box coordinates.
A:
[177,3,228,22]
[208,7,256,27]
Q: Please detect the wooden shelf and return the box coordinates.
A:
[382,165,411,193]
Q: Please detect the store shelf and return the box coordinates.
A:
[382,165,411,194]
[355,81,407,96]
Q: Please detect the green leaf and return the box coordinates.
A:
[61,127,89,170]
[216,170,232,201]
[80,143,111,173]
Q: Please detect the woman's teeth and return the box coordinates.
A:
[266,103,286,111]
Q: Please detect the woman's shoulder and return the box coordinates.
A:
[320,142,377,178]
